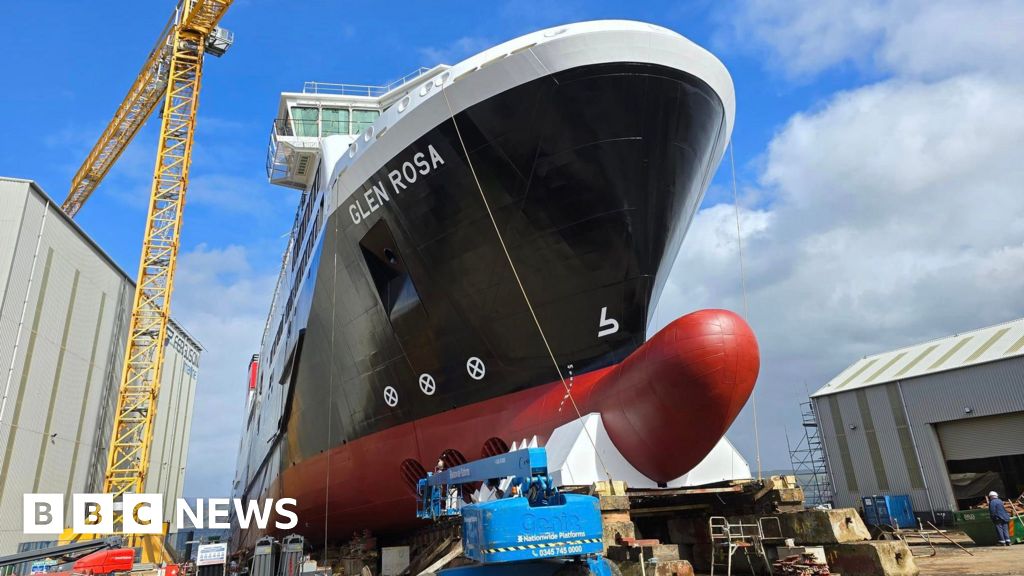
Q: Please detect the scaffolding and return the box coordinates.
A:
[788,401,834,508]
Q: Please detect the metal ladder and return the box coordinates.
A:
[709,516,783,576]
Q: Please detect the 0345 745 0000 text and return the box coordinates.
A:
[23,494,298,535]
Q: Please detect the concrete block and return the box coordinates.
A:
[777,508,871,544]
[603,521,636,549]
[599,494,631,511]
[602,510,632,524]
[776,488,806,505]
[754,476,806,511]
[825,541,919,576]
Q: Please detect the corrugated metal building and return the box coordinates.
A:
[812,318,1024,522]
[0,177,201,553]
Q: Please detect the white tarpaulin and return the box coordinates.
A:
[543,412,751,488]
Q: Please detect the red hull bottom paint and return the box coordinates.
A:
[245,309,758,546]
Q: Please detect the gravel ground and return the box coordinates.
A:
[913,531,1023,576]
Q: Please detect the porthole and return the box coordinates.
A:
[363,126,374,141]
[399,96,411,112]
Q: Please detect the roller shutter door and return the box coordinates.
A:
[936,411,1024,460]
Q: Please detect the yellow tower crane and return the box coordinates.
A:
[60,0,233,563]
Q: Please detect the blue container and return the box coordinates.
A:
[862,495,916,529]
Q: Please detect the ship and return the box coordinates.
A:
[230,20,759,551]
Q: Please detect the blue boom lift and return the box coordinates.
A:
[416,447,616,575]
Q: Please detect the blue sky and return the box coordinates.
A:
[2,1,1022,498]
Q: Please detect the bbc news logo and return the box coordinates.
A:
[24,494,298,534]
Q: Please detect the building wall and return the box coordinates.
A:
[147,322,201,518]
[814,382,932,514]
[814,355,1024,519]
[0,178,201,553]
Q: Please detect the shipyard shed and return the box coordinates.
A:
[0,177,202,553]
[812,317,1024,523]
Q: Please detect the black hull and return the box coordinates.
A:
[238,62,726,505]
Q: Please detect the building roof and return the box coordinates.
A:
[812,317,1024,397]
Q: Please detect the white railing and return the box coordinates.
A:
[302,67,433,97]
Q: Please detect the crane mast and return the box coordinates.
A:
[61,0,232,560]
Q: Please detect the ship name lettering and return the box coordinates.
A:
[349,144,445,224]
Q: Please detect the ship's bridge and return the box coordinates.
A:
[267,65,448,190]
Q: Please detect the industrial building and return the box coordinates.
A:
[813,317,1024,522]
[0,177,201,554]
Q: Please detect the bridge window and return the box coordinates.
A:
[291,106,319,137]
[352,109,380,134]
[322,108,350,136]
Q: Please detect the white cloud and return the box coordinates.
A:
[732,0,1024,80]
[173,243,280,498]
[878,2,1024,80]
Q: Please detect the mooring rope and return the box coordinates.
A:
[441,87,612,481]
[729,141,762,481]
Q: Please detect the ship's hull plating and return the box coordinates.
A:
[270,309,757,545]
[234,53,755,550]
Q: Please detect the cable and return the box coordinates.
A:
[324,245,337,556]
[441,89,612,481]
[0,202,49,430]
[0,420,97,450]
[729,141,762,481]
